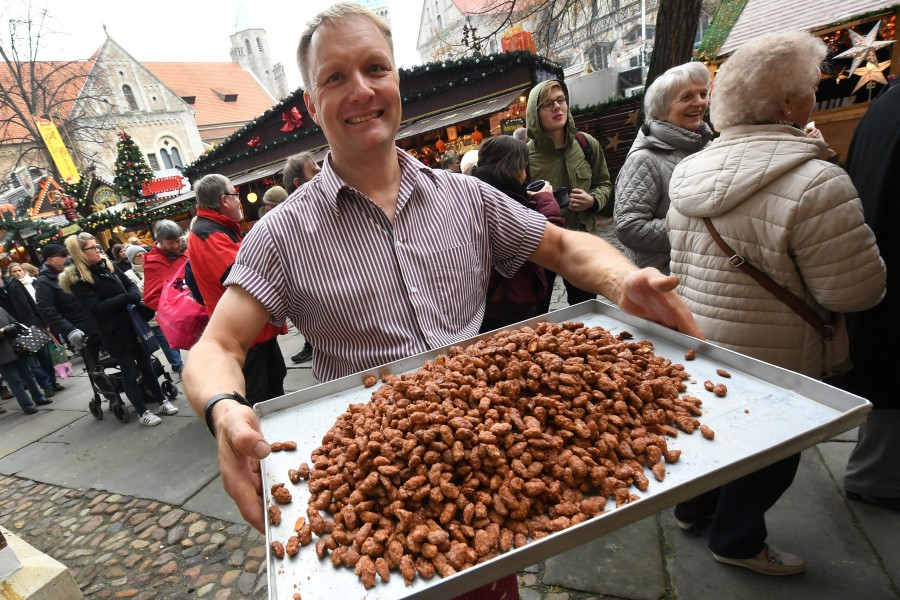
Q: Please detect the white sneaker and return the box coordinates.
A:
[139,411,162,426]
[157,400,179,415]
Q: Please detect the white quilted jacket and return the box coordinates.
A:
[667,124,886,378]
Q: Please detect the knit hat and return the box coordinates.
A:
[125,244,147,265]
[41,243,68,260]
[263,185,288,206]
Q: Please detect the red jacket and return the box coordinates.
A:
[143,244,188,311]
[189,208,282,346]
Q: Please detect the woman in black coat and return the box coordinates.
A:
[0,307,50,414]
[470,135,565,332]
[60,233,178,427]
[0,273,60,395]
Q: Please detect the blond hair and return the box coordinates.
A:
[60,232,114,291]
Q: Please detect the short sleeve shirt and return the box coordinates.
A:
[226,148,546,381]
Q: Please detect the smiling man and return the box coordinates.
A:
[183,3,701,598]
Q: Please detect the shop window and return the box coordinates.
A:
[147,153,160,171]
[257,37,264,53]
[160,149,173,170]
[245,38,252,55]
[122,85,138,110]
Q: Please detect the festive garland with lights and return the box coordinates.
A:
[183,51,563,176]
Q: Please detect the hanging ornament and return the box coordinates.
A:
[281,107,304,132]
[851,59,891,93]
[834,20,896,75]
[248,135,261,148]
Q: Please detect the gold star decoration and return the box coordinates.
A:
[605,133,623,151]
[627,109,640,126]
[851,59,891,93]
[835,20,896,75]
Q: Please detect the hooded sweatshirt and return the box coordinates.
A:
[525,80,611,236]
[667,124,885,378]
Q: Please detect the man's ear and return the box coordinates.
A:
[304,91,319,126]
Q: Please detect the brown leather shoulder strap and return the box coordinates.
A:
[702,217,834,340]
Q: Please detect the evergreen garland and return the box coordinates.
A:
[113,131,153,201]
[695,0,750,63]
[62,177,93,218]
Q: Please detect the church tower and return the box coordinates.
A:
[229,1,290,99]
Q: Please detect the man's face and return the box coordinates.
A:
[46,255,67,271]
[303,16,401,162]
[537,86,569,135]
[220,181,244,223]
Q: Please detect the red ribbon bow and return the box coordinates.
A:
[248,135,261,148]
[281,107,303,132]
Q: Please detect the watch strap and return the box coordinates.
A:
[204,392,250,437]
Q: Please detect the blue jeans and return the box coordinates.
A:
[0,356,45,410]
[114,348,166,416]
[152,325,183,372]
[28,349,54,388]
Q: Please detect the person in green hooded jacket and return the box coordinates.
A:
[526,79,612,306]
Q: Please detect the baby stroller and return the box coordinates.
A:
[84,341,179,423]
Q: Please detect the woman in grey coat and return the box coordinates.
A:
[614,62,713,273]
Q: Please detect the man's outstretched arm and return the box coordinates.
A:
[531,223,703,339]
[183,285,273,532]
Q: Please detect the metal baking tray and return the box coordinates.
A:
[257,300,870,600]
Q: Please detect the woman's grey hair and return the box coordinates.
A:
[193,174,230,211]
[154,219,182,241]
[644,62,711,122]
[297,2,394,96]
[710,30,826,130]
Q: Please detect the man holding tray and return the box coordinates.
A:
[183,3,702,597]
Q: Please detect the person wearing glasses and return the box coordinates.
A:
[187,176,286,405]
[60,232,178,427]
[525,80,612,308]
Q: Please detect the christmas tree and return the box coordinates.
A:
[113,131,152,201]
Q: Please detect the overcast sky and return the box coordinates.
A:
[9,0,425,90]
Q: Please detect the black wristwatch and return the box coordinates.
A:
[204,391,250,437]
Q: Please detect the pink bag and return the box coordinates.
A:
[156,265,209,350]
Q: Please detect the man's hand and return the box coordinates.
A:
[214,401,271,532]
[617,268,704,339]
[566,188,595,212]
[67,329,87,349]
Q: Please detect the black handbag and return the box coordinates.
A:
[126,304,160,354]
[12,324,51,356]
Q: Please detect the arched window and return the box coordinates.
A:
[160,148,173,169]
[256,37,264,53]
[170,146,183,167]
[122,85,138,110]
[245,38,252,55]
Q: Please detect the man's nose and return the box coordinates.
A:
[347,70,376,101]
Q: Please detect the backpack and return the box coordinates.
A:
[574,131,594,166]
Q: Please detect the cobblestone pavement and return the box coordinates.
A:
[1,476,268,600]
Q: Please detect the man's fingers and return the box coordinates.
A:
[229,475,265,533]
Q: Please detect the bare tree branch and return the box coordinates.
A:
[1,3,120,197]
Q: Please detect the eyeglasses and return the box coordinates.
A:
[83,245,102,252]
[540,97,568,112]
[223,192,239,198]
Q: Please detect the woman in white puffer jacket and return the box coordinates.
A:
[666,30,886,577]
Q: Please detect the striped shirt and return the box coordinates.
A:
[226,148,547,382]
